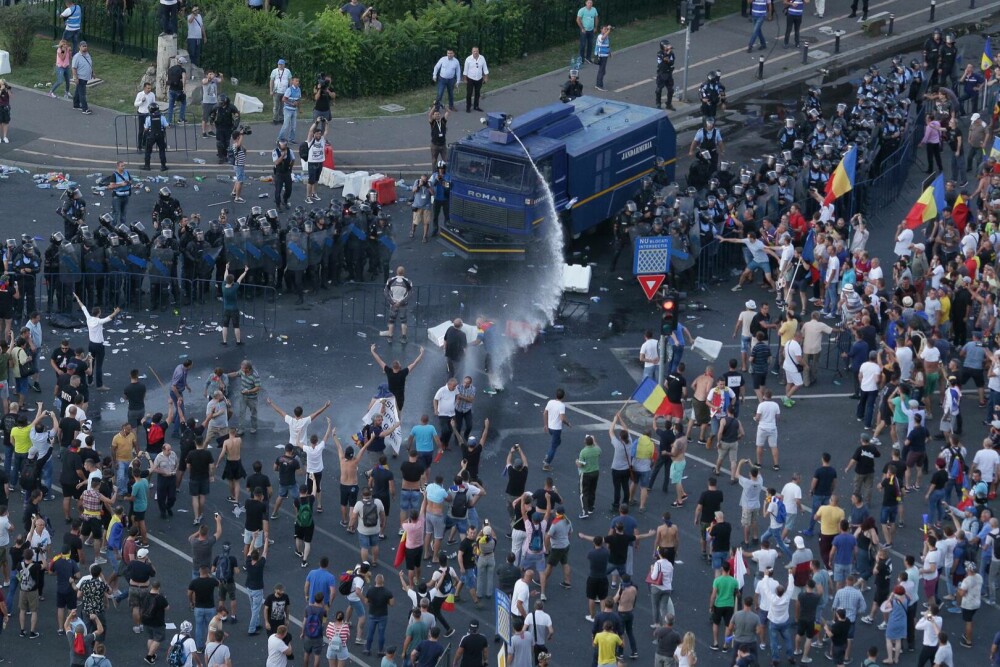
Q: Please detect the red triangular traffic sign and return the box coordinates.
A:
[637,274,665,301]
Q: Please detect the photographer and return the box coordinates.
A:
[303,120,329,204]
[272,138,295,211]
[0,79,11,144]
[229,129,247,203]
[313,74,335,122]
[362,6,382,31]
[209,95,240,164]
[200,70,224,140]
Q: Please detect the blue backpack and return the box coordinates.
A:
[774,498,787,526]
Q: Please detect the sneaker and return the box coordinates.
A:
[759,644,767,651]
[960,640,972,648]
[711,644,721,651]
[271,513,279,520]
[144,657,156,664]
[202,132,208,138]
[585,615,595,622]
[133,625,143,634]
[301,560,308,568]
[731,284,743,292]
[542,464,553,472]
[540,593,547,601]
[783,398,795,407]
[49,92,57,98]
[860,616,873,625]
[233,197,246,203]
[18,631,25,638]
[94,557,108,565]
[445,628,455,637]
[28,632,39,639]
[81,109,93,115]
[294,549,303,558]
[560,581,572,589]
[401,335,408,344]
[870,437,881,445]
[877,621,887,631]
[800,658,813,664]
[579,511,589,519]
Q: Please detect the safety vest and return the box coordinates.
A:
[787,0,803,16]
[65,4,82,31]
[751,0,768,18]
[112,171,131,197]
[148,110,165,140]
[594,35,610,58]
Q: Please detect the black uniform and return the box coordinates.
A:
[560,78,583,103]
[209,102,240,163]
[273,144,295,207]
[655,48,676,109]
[143,107,168,171]
[699,79,725,118]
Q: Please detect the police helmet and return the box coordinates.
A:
[128,233,141,245]
[745,187,757,199]
[161,228,174,240]
[71,187,82,198]
[367,190,379,204]
[148,102,159,113]
[781,150,793,161]
[808,86,821,97]
[624,201,637,215]
[732,185,744,196]
[153,236,165,248]
[108,234,120,247]
[719,161,732,172]
[266,209,279,221]
[660,40,671,49]
[785,118,795,128]
[709,70,721,81]
[219,94,230,105]
[652,217,664,227]
[716,187,728,200]
[159,187,171,198]
[569,69,579,78]
[815,119,826,131]
[131,221,146,233]
[344,193,357,204]
[945,32,955,43]
[766,171,777,183]
[933,27,942,36]
[775,162,785,174]
[708,178,720,191]
[641,175,653,190]
[303,221,314,233]
[699,150,712,161]
[706,195,717,207]
[725,196,737,209]
[194,230,205,241]
[236,216,249,229]
[685,186,698,198]
[435,161,446,170]
[704,116,716,127]
[251,205,263,217]
[100,213,114,225]
[778,175,789,187]
[656,205,669,217]
[836,102,847,112]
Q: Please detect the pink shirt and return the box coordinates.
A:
[404,517,424,549]
[56,47,71,68]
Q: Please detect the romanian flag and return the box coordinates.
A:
[952,194,970,230]
[801,229,820,282]
[823,145,857,205]
[393,533,407,568]
[441,593,456,612]
[990,136,1000,161]
[904,174,947,229]
[631,377,667,415]
[983,37,994,80]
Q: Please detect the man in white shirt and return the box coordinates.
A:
[511,569,532,620]
[133,81,156,150]
[186,6,206,67]
[523,600,554,651]
[867,257,884,287]
[432,49,462,112]
[542,389,569,471]
[462,47,489,113]
[857,351,881,429]
[761,572,796,663]
[893,223,914,259]
[639,330,660,381]
[754,390,781,469]
[433,379,459,449]
[266,399,331,447]
[781,332,804,407]
[73,293,118,391]
[972,440,999,488]
[823,250,841,318]
[304,120,328,204]
[780,474,803,541]
[733,300,758,373]
[268,59,291,125]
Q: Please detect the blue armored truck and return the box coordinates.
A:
[440,96,676,259]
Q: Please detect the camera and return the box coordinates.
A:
[316,73,330,89]
[237,124,252,136]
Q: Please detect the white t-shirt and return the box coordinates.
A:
[919,346,941,364]
[868,265,884,285]
[640,339,659,368]
[930,264,945,289]
[523,609,553,645]
[430,566,458,600]
[187,14,204,39]
[303,440,325,474]
[352,498,385,536]
[756,401,780,431]
[738,310,756,337]
[782,340,803,374]
[858,361,881,392]
[347,574,366,601]
[780,482,801,514]
[818,202,835,223]
[894,229,913,257]
[512,578,531,615]
[896,346,914,382]
[284,415,312,447]
[266,633,290,667]
[434,386,458,417]
[168,634,199,667]
[544,400,565,431]
[920,549,940,580]
[752,546,778,570]
[0,515,10,547]
[269,68,291,95]
[972,448,1000,482]
[307,137,326,164]
[825,254,841,283]
[755,576,779,611]
[204,641,231,666]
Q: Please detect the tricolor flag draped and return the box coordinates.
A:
[904,173,947,229]
[983,37,994,80]
[952,194,970,230]
[991,136,1000,161]
[823,145,857,205]
[632,376,668,415]
[801,229,820,282]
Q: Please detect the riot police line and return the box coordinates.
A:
[609,56,931,293]
[16,182,400,320]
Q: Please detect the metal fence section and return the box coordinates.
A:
[52,0,161,59]
[42,273,277,335]
[114,114,199,156]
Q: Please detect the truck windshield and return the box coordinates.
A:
[487,159,525,191]
[451,151,489,183]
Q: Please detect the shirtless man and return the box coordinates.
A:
[333,429,370,529]
[654,511,680,563]
[423,474,452,564]
[398,448,427,529]
[216,427,246,505]
[685,366,716,447]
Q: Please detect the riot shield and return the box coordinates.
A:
[261,234,281,276]
[245,229,263,271]
[224,229,247,272]
[307,227,326,269]
[107,245,128,274]
[59,242,83,284]
[284,229,308,272]
[199,243,223,279]
[83,246,106,275]
[148,247,175,282]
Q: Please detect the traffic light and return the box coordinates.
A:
[660,291,680,336]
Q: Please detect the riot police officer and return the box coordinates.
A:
[699,70,725,119]
[610,201,636,271]
[43,234,61,313]
[368,212,394,283]
[655,40,675,110]
[689,117,724,172]
[59,188,87,241]
[778,118,798,151]
[11,238,40,320]
[209,95,240,164]
[938,33,958,88]
[153,187,184,225]
[81,231,107,307]
[143,101,170,172]
[429,163,450,236]
[272,138,295,211]
[924,29,943,84]
[560,69,583,103]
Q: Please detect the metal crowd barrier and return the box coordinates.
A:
[114,114,199,156]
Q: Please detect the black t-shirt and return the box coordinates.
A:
[444,326,467,360]
[505,465,528,497]
[58,386,81,417]
[367,585,394,616]
[51,348,73,373]
[709,521,732,553]
[186,448,213,481]
[400,460,426,484]
[58,417,80,446]
[80,447,100,468]
[126,559,155,583]
[0,468,8,506]
[665,372,686,403]
[532,489,562,511]
[928,468,948,491]
[605,533,635,565]
[60,450,84,485]
[462,444,483,473]
[370,466,394,498]
[264,591,290,626]
[698,489,724,519]
[143,592,168,626]
[167,64,185,91]
[797,591,820,623]
[907,426,928,454]
[459,537,476,569]
[188,576,219,608]
[362,423,386,453]
[246,472,272,501]
[244,498,267,532]
[851,446,880,475]
[1,412,18,448]
[512,499,529,531]
[275,454,300,486]
[587,547,610,577]
[656,428,676,454]
[385,367,409,397]
[62,532,84,562]
[881,475,901,507]
[458,632,489,667]
[245,556,266,590]
[830,619,851,646]
[314,88,332,113]
[813,465,837,496]
[124,382,146,411]
[723,370,745,398]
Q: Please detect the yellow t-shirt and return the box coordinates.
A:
[938,295,951,325]
[816,504,845,536]
[111,433,137,463]
[635,435,654,461]
[778,320,798,346]
[594,631,623,666]
[11,425,32,455]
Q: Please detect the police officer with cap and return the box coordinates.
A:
[560,69,583,103]
[143,102,169,172]
[655,40,675,111]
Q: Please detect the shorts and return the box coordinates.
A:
[547,547,569,566]
[873,586,889,605]
[400,488,422,512]
[303,637,325,656]
[189,478,210,496]
[327,643,350,661]
[741,507,760,527]
[634,469,651,488]
[741,336,753,354]
[339,484,359,507]
[56,590,77,609]
[796,619,816,638]
[243,529,265,548]
[925,372,940,396]
[405,546,423,570]
[711,551,727,571]
[358,532,379,549]
[832,563,851,583]
[960,368,984,388]
[129,585,150,608]
[662,400,684,420]
[418,452,433,469]
[711,605,734,626]
[223,459,247,482]
[294,524,315,543]
[425,512,445,539]
[306,471,323,494]
[222,309,241,329]
[880,506,898,525]
[718,440,739,465]
[0,383,8,400]
[18,590,38,612]
[278,483,297,498]
[905,451,926,469]
[692,399,710,425]
[308,162,323,185]
[756,429,777,448]
[234,165,246,183]
[202,102,214,122]
[348,598,366,619]
[669,460,686,484]
[412,209,431,227]
[961,608,977,621]
[831,644,847,664]
[586,576,609,601]
[757,609,769,626]
[133,510,146,521]
[746,259,770,274]
[752,372,767,389]
[445,516,468,534]
[15,377,28,395]
[82,516,103,538]
[388,305,408,325]
[217,580,236,601]
[146,625,166,642]
[460,568,478,589]
[784,368,803,387]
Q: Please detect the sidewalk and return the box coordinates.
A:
[0,0,995,176]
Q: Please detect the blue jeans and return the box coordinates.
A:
[760,526,792,558]
[194,606,213,650]
[112,195,129,226]
[824,282,839,315]
[116,461,130,494]
[643,366,658,382]
[768,619,793,662]
[544,428,562,465]
[928,489,947,524]
[365,614,387,652]
[41,456,53,493]
[749,16,767,49]
[435,77,456,108]
[167,89,186,124]
[279,107,297,142]
[668,345,684,374]
[73,78,89,111]
[3,448,11,481]
[51,66,72,95]
[247,588,264,632]
[807,494,830,533]
[578,30,594,62]
[186,38,202,67]
[11,453,26,491]
[63,29,81,54]
[857,390,877,428]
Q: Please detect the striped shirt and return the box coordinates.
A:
[456,384,475,414]
[232,145,247,167]
[238,369,261,395]
[81,488,102,516]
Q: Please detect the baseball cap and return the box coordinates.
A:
[277,59,286,65]
[972,113,981,121]
[137,548,149,558]
[794,536,805,549]
[745,299,757,310]
[482,525,493,536]
[466,436,478,446]
[470,620,480,629]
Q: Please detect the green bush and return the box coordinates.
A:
[0,4,48,66]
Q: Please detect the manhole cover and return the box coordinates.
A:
[809,49,831,59]
[379,104,405,113]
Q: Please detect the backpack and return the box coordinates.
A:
[326,623,344,650]
[303,604,324,639]
[299,141,310,161]
[214,554,233,583]
[18,564,34,591]
[437,567,454,595]
[361,499,378,528]
[167,634,189,667]
[528,525,543,553]
[296,500,313,528]
[451,488,468,519]
[167,66,183,88]
[148,423,165,447]
[19,458,37,491]
[337,572,354,596]
[775,498,787,526]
